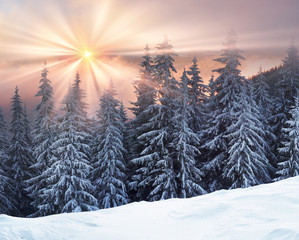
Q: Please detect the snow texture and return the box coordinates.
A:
[1,176,299,240]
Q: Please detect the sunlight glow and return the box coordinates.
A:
[0,0,147,112]
[84,51,92,58]
[0,0,287,115]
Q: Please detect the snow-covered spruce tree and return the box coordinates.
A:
[8,87,34,216]
[276,95,299,180]
[92,81,129,209]
[119,101,131,194]
[202,31,246,191]
[129,45,156,158]
[131,38,179,201]
[0,107,16,214]
[130,45,156,120]
[173,70,206,197]
[186,57,208,134]
[40,73,97,215]
[201,75,216,164]
[72,72,93,159]
[271,44,299,166]
[202,75,216,151]
[270,94,288,165]
[128,45,157,201]
[252,69,277,167]
[27,61,56,217]
[222,83,273,189]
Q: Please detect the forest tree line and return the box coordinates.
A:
[0,36,298,217]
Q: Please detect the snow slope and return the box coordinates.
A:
[1,177,299,240]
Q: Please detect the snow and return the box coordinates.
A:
[1,177,299,240]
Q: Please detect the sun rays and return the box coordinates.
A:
[0,0,149,112]
[0,0,293,116]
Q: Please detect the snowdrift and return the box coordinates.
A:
[1,177,299,240]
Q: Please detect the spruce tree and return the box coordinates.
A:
[130,45,156,119]
[271,44,299,166]
[131,38,179,201]
[129,45,157,158]
[186,57,208,134]
[252,69,277,165]
[40,74,97,215]
[0,107,16,214]
[223,84,273,189]
[27,61,56,217]
[174,70,206,197]
[204,31,274,189]
[129,45,157,200]
[8,87,33,216]
[92,81,129,209]
[276,95,299,180]
[202,31,246,191]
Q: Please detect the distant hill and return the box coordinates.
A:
[250,65,283,94]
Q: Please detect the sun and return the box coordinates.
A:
[82,50,92,60]
[84,51,92,58]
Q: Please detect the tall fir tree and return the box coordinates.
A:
[0,107,16,214]
[202,31,247,191]
[92,81,129,209]
[130,45,156,119]
[222,83,273,189]
[27,61,56,217]
[186,57,208,134]
[8,87,34,216]
[131,38,179,201]
[200,75,216,165]
[204,31,274,190]
[129,45,156,157]
[129,45,157,201]
[271,44,299,166]
[40,73,97,215]
[252,68,277,167]
[173,70,206,197]
[276,95,299,180]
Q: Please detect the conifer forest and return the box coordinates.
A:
[0,36,298,218]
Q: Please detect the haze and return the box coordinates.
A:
[0,0,298,116]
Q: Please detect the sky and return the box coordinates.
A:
[0,0,298,117]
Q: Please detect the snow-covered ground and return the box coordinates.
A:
[1,177,299,240]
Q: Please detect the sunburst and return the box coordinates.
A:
[0,0,227,114]
[0,0,155,113]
